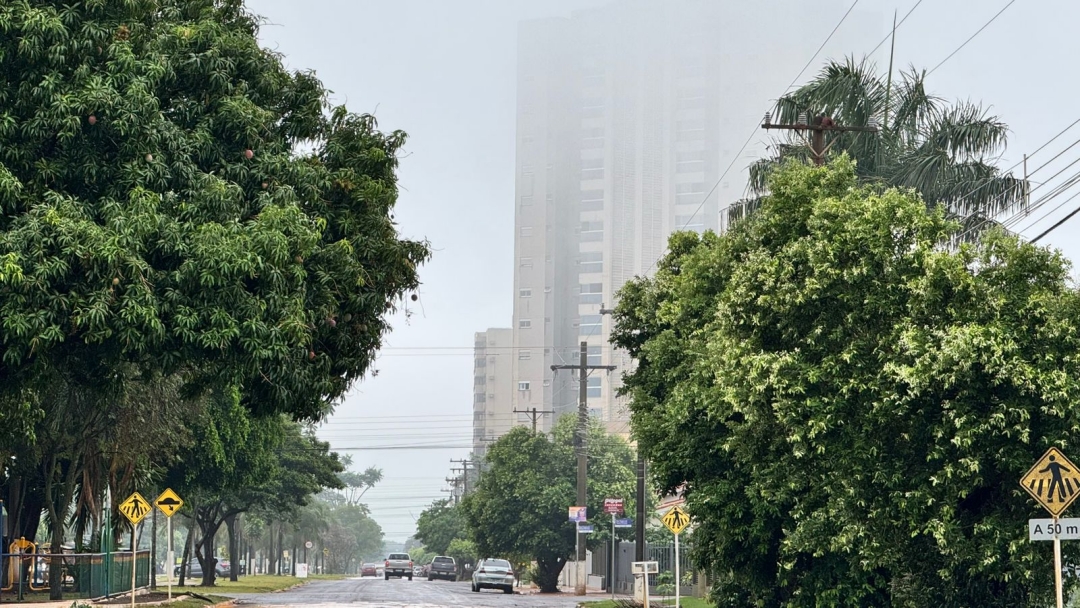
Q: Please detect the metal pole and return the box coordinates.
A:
[131,523,137,608]
[611,514,616,600]
[574,522,580,593]
[1054,516,1063,608]
[674,532,681,608]
[635,457,645,562]
[167,517,172,600]
[576,341,587,596]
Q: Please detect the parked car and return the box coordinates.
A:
[361,563,378,577]
[384,553,413,580]
[471,558,514,594]
[174,559,229,579]
[427,555,456,581]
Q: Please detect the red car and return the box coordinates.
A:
[361,563,377,577]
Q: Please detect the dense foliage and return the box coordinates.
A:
[0,0,428,422]
[0,0,426,595]
[613,159,1080,607]
[461,417,636,592]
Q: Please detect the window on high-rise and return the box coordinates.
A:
[518,381,531,391]
[676,119,706,141]
[676,182,706,205]
[519,257,533,268]
[675,214,705,232]
[519,288,532,298]
[676,150,706,174]
[520,226,533,237]
[579,251,603,274]
[579,283,603,304]
[520,195,534,206]
[581,189,604,211]
[519,350,531,360]
[519,319,532,329]
[587,376,601,398]
[587,345,602,366]
[580,314,603,336]
[581,158,604,181]
[580,221,603,242]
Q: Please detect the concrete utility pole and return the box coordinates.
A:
[513,407,554,433]
[762,112,878,166]
[552,341,617,595]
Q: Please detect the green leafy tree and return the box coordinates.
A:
[462,418,636,592]
[0,0,428,426]
[744,58,1025,225]
[415,498,464,556]
[613,158,1080,607]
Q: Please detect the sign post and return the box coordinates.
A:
[662,505,690,608]
[568,507,587,592]
[154,489,184,600]
[631,561,658,608]
[604,498,624,599]
[119,492,150,608]
[1020,447,1080,608]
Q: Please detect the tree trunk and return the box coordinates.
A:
[268,522,277,577]
[178,520,193,587]
[535,556,565,593]
[277,525,284,576]
[225,513,239,582]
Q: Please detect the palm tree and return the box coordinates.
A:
[740,57,1026,227]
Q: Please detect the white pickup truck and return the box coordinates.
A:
[384,553,413,580]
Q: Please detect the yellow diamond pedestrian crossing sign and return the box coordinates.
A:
[662,505,690,535]
[119,492,151,526]
[1021,447,1080,517]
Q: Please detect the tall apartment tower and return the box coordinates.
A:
[510,0,880,433]
[472,328,515,458]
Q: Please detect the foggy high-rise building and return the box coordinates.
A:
[507,0,881,434]
[472,328,514,458]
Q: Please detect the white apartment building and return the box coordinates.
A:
[508,0,881,434]
[472,328,515,458]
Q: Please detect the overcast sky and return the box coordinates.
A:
[248,0,1080,542]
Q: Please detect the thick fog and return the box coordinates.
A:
[249,0,1080,542]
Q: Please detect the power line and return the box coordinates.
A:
[645,0,869,277]
[927,0,1018,76]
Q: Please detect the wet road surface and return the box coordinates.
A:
[232,576,594,608]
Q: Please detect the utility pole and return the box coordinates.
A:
[451,459,472,496]
[762,112,878,166]
[513,407,554,433]
[552,340,617,595]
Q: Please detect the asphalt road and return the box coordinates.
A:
[232,576,592,608]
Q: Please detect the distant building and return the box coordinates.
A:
[472,328,515,459]
[510,0,881,434]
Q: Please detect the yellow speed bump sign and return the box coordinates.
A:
[662,505,690,535]
[155,488,184,517]
[119,492,151,526]
[1021,447,1080,517]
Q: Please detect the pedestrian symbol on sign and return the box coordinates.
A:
[662,505,690,535]
[1021,447,1080,517]
[119,492,151,525]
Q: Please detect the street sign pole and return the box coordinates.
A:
[131,523,137,608]
[674,531,680,608]
[167,515,173,600]
[611,513,616,600]
[1054,516,1063,608]
[575,522,581,593]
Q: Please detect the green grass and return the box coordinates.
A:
[581,598,712,608]
[172,574,306,595]
[160,593,231,608]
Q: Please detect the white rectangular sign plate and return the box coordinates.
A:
[1029,518,1080,541]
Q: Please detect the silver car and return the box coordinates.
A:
[471,558,515,594]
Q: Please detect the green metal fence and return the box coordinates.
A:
[1,550,150,601]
